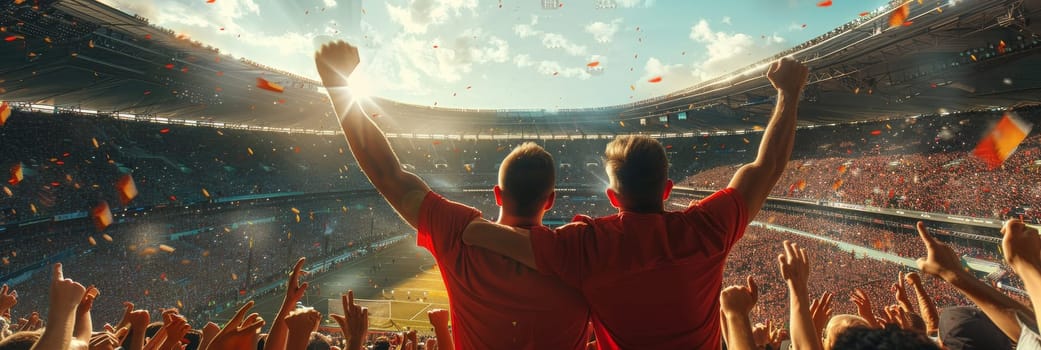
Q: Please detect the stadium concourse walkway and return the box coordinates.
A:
[751,222,919,269]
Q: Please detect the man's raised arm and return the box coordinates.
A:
[726,57,808,220]
[316,41,430,228]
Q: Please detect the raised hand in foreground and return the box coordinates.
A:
[720,276,759,350]
[427,309,453,350]
[916,221,1032,340]
[206,301,264,350]
[264,257,310,350]
[284,308,322,350]
[1000,219,1041,328]
[331,290,368,350]
[778,241,822,350]
[31,263,87,350]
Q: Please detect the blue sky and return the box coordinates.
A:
[98,0,891,109]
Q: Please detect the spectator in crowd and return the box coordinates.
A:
[460,57,808,348]
[315,40,591,349]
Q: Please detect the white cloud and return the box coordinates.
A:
[585,18,623,43]
[541,33,587,56]
[386,0,478,34]
[323,0,337,8]
[616,0,655,8]
[722,16,732,25]
[514,23,540,38]
[514,54,534,67]
[688,19,789,82]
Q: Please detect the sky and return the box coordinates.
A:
[96,0,892,109]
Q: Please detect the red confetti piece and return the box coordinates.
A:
[587,61,600,67]
[647,76,662,83]
[143,90,152,95]
[169,195,178,202]
[92,201,113,231]
[216,71,224,76]
[164,63,175,69]
[817,0,832,7]
[256,78,284,93]
[0,101,11,127]
[859,11,870,16]
[998,40,1007,54]
[144,34,152,40]
[159,128,170,134]
[117,174,138,205]
[207,0,215,3]
[4,35,24,42]
[870,130,882,136]
[889,3,910,28]
[832,179,844,191]
[50,182,60,187]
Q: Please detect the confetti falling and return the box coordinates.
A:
[1,186,10,197]
[8,163,23,185]
[92,201,113,232]
[647,76,662,83]
[998,40,1007,55]
[247,147,254,156]
[859,11,870,16]
[102,234,113,242]
[116,174,138,205]
[91,137,99,148]
[202,188,210,198]
[832,179,844,191]
[291,207,300,214]
[973,112,1033,169]
[88,236,97,246]
[159,244,176,253]
[586,61,600,67]
[0,101,10,127]
[816,0,832,7]
[888,3,910,28]
[256,78,285,93]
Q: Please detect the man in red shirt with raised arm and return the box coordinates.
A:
[316,41,591,350]
[462,57,809,349]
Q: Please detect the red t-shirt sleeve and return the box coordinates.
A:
[529,221,590,289]
[684,188,748,250]
[416,192,483,261]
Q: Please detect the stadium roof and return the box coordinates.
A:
[1,0,1041,136]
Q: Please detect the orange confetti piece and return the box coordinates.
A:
[796,179,807,191]
[838,164,848,174]
[92,201,113,231]
[91,137,99,148]
[140,247,158,256]
[159,244,176,253]
[202,188,210,198]
[998,40,1007,55]
[291,207,300,214]
[752,125,765,131]
[888,3,910,28]
[8,163,23,185]
[647,76,662,83]
[116,174,138,205]
[207,0,215,3]
[295,214,301,223]
[0,101,11,127]
[231,273,238,280]
[247,147,254,156]
[859,11,870,16]
[586,61,600,67]
[1,257,7,265]
[256,78,285,93]
[974,113,1033,169]
[88,236,97,246]
[629,85,635,91]
[102,233,113,242]
[742,138,750,144]
[832,179,844,191]
[816,0,832,7]
[29,203,36,214]
[2,186,10,197]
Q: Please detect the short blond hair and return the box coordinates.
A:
[498,142,555,216]
[604,135,669,209]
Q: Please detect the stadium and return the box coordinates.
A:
[1,0,1041,348]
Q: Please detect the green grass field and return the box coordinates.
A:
[215,240,451,332]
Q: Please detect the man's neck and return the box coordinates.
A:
[497,209,542,228]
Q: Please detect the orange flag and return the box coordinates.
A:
[973,113,1033,169]
[116,174,138,205]
[256,78,285,93]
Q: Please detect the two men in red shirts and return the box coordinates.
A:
[317,40,807,349]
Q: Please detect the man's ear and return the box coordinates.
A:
[662,179,674,201]
[606,188,621,208]
[493,185,504,207]
[543,191,556,211]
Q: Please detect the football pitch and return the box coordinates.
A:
[215,240,451,332]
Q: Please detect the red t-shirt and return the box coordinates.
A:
[417,192,591,350]
[529,188,748,350]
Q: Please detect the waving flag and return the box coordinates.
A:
[973,113,1033,169]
